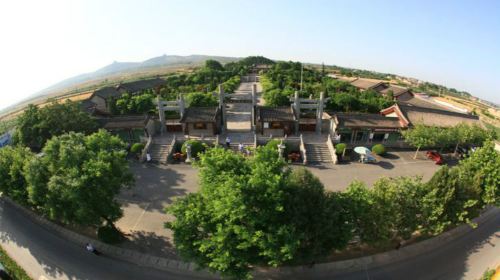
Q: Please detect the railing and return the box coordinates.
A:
[299,134,307,165]
[165,134,177,164]
[140,134,153,163]
[326,134,339,164]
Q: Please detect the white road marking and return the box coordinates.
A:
[130,203,150,231]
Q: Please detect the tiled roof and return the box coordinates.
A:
[350,78,385,90]
[118,78,165,93]
[397,103,479,127]
[334,113,402,129]
[93,87,121,99]
[379,85,410,97]
[99,115,149,129]
[258,106,295,122]
[180,107,219,122]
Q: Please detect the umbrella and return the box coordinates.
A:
[354,146,370,155]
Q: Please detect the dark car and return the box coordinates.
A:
[426,151,444,165]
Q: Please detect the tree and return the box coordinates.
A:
[0,146,34,204]
[14,101,98,151]
[402,125,438,159]
[24,130,134,227]
[457,141,499,206]
[166,147,350,279]
[204,59,224,71]
[420,166,482,235]
[184,92,218,107]
[114,92,155,115]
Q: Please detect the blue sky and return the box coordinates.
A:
[0,0,499,110]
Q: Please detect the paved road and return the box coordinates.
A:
[1,197,498,280]
[0,199,214,280]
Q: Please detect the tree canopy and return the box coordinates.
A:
[24,130,134,227]
[260,61,393,111]
[166,147,351,279]
[184,92,218,107]
[13,101,98,151]
[0,145,34,204]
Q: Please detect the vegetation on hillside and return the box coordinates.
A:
[261,61,394,113]
[0,118,16,135]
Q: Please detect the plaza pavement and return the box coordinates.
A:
[115,149,442,258]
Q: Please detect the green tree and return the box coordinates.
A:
[24,130,134,227]
[420,166,482,235]
[0,146,34,204]
[166,147,350,279]
[204,59,224,71]
[402,125,438,159]
[14,101,98,151]
[458,141,499,205]
[184,92,218,107]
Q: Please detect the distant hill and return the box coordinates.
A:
[37,54,240,97]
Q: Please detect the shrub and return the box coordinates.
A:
[97,225,124,244]
[372,144,386,155]
[181,140,206,158]
[265,139,289,155]
[335,143,347,155]
[130,142,145,154]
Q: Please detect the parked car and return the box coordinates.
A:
[426,151,444,165]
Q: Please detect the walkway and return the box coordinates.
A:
[225,76,260,133]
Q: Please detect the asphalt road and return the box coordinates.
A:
[1,198,498,280]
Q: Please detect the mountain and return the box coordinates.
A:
[34,54,240,98]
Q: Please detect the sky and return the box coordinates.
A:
[0,0,499,110]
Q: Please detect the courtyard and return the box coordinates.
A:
[114,149,444,258]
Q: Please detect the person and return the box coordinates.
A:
[225,136,231,148]
[238,143,244,153]
[86,243,100,255]
[146,152,152,162]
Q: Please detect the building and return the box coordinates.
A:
[116,78,165,94]
[256,106,296,136]
[349,78,413,101]
[98,115,154,144]
[180,107,222,137]
[87,87,121,114]
[380,103,480,128]
[330,113,403,145]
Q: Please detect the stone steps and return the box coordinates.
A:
[305,143,332,163]
[149,143,171,163]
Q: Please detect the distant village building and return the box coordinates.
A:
[347,78,414,101]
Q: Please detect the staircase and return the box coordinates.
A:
[149,143,171,163]
[305,143,332,164]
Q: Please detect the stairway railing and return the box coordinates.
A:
[299,134,307,165]
[140,134,153,163]
[326,134,338,164]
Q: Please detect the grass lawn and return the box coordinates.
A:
[0,245,32,280]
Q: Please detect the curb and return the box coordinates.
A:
[0,197,216,278]
[2,196,497,279]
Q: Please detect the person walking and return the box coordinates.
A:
[238,142,244,153]
[86,243,100,255]
[225,136,231,148]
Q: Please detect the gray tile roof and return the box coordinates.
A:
[93,87,121,99]
[257,106,295,122]
[334,113,402,129]
[398,103,479,127]
[180,107,219,122]
[118,78,165,93]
